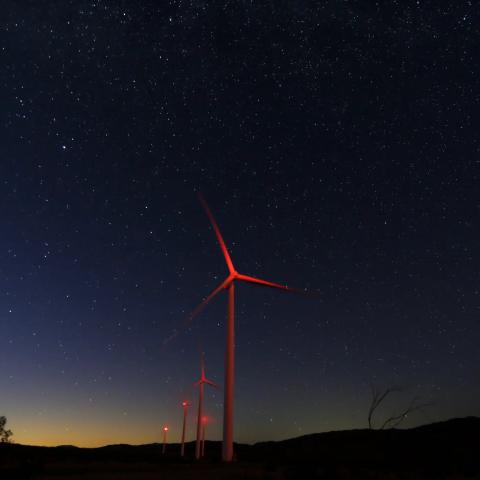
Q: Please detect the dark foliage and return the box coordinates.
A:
[0,417,12,444]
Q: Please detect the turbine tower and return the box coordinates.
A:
[194,352,217,460]
[162,426,168,455]
[190,194,304,462]
[201,415,208,457]
[180,401,190,457]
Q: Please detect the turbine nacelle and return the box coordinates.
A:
[194,352,219,389]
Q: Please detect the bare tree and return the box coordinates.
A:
[368,385,432,430]
[379,396,433,429]
[0,416,13,443]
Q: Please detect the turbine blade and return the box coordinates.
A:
[236,273,302,294]
[205,379,219,389]
[201,351,205,380]
[188,277,230,322]
[163,277,232,347]
[198,193,235,274]
[195,379,218,388]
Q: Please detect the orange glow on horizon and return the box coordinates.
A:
[7,412,185,448]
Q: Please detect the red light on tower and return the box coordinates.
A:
[201,415,209,457]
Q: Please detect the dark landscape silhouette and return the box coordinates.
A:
[1,417,478,479]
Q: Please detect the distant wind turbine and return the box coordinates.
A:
[180,401,190,457]
[194,352,218,460]
[189,194,307,462]
[162,426,168,455]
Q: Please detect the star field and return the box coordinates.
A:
[0,1,479,446]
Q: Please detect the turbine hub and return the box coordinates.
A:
[223,273,236,288]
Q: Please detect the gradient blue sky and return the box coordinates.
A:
[1,1,478,447]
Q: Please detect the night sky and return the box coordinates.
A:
[1,1,479,447]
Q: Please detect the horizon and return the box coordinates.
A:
[7,414,478,449]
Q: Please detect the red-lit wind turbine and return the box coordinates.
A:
[180,401,190,457]
[190,194,305,462]
[194,352,218,460]
[162,426,168,455]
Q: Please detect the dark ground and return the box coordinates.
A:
[1,417,479,479]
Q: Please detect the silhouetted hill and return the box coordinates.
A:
[412,415,480,434]
[0,417,479,479]
[251,415,480,458]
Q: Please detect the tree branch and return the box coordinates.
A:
[380,397,434,430]
[368,384,402,429]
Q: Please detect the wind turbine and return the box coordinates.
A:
[162,425,168,455]
[194,352,218,460]
[180,401,190,457]
[189,194,304,462]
